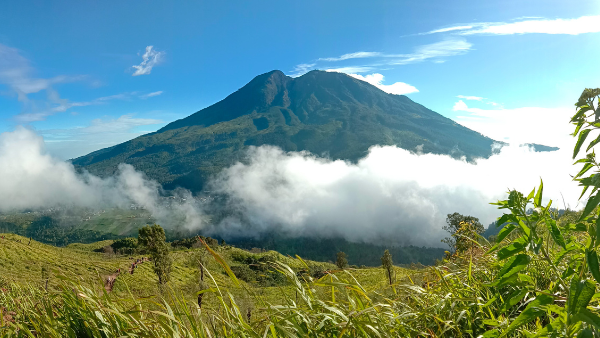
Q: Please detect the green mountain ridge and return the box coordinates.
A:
[73,70,498,191]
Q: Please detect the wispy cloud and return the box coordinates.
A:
[425,15,600,36]
[14,91,159,123]
[319,52,382,62]
[457,95,484,101]
[389,39,472,65]
[139,91,163,99]
[338,72,418,95]
[0,43,88,122]
[289,63,316,77]
[41,114,163,159]
[290,39,472,77]
[324,66,375,74]
[132,46,165,76]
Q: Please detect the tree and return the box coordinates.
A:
[138,224,172,284]
[381,249,394,285]
[442,212,484,253]
[336,251,347,270]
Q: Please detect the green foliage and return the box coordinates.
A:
[229,235,445,266]
[110,237,138,254]
[381,249,395,285]
[336,251,348,269]
[138,224,172,284]
[442,212,484,252]
[171,235,219,249]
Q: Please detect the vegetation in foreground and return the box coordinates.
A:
[2,89,600,337]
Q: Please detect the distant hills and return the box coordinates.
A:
[73,70,499,191]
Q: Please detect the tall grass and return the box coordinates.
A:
[0,243,505,338]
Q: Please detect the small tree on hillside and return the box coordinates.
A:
[381,249,394,285]
[138,224,172,284]
[336,251,348,270]
[442,212,484,253]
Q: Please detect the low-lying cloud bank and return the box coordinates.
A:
[0,127,204,229]
[0,127,581,248]
[210,144,579,248]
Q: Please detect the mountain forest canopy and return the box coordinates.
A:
[72,70,500,191]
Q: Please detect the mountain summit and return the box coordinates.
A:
[72,70,496,191]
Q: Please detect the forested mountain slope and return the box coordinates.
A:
[73,70,497,191]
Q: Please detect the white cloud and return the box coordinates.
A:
[427,25,474,34]
[452,99,572,148]
[390,39,472,65]
[342,73,418,95]
[289,63,317,77]
[41,114,163,159]
[0,127,584,248]
[289,63,316,77]
[210,143,580,247]
[426,15,600,36]
[0,127,205,230]
[290,39,472,78]
[132,46,165,76]
[457,95,485,101]
[324,66,375,74]
[14,91,149,123]
[319,52,382,62]
[140,91,163,99]
[0,43,86,122]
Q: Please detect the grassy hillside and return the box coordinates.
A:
[72,70,497,191]
[0,233,407,307]
[0,209,446,266]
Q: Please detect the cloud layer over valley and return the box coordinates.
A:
[0,127,204,230]
[0,127,582,248]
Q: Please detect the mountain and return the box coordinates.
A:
[72,70,497,191]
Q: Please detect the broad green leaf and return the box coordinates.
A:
[588,250,600,284]
[518,220,531,238]
[486,273,519,288]
[588,134,600,151]
[500,294,554,337]
[575,280,596,313]
[579,185,590,201]
[574,129,592,159]
[571,105,591,122]
[573,308,600,329]
[579,193,600,221]
[499,288,528,314]
[575,162,594,180]
[531,317,564,338]
[527,187,535,201]
[566,222,588,232]
[569,277,595,314]
[596,217,600,245]
[578,328,594,338]
[547,219,566,249]
[486,224,517,254]
[534,179,543,207]
[497,254,530,279]
[481,329,500,338]
[573,120,585,137]
[497,238,526,260]
[496,214,517,227]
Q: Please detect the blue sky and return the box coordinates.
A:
[0,0,599,159]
